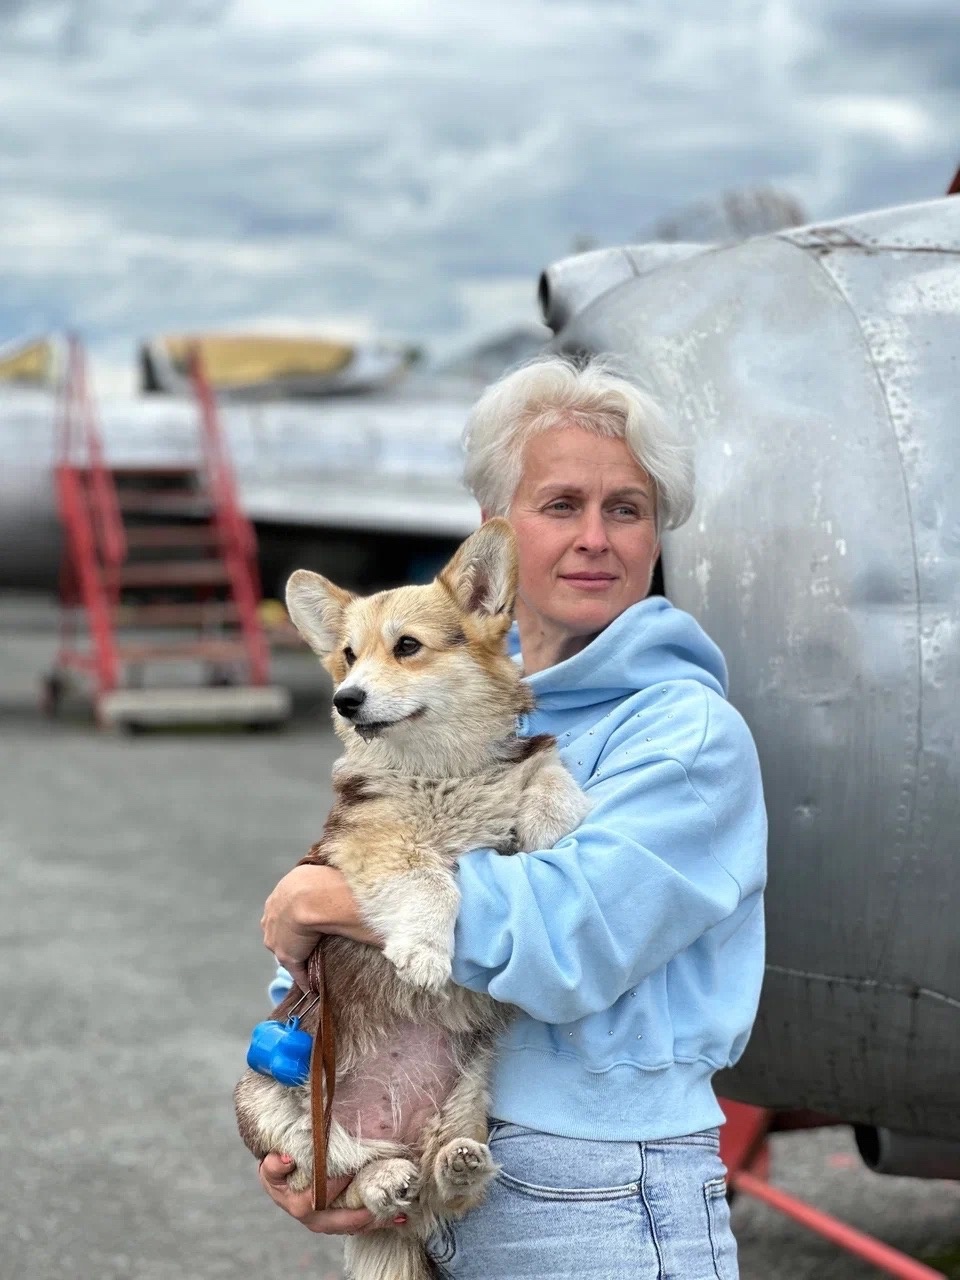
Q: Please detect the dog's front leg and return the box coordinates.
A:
[340,1155,422,1220]
[359,866,459,994]
[517,758,591,851]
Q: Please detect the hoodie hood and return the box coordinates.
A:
[510,596,728,711]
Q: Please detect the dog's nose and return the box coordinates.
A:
[333,688,366,719]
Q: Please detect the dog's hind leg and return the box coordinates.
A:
[234,1069,313,1181]
[418,1039,498,1217]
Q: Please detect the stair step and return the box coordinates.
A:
[113,601,241,627]
[116,560,231,588]
[98,684,291,729]
[124,525,220,549]
[117,491,212,514]
[116,640,250,665]
[107,465,200,480]
[75,464,200,482]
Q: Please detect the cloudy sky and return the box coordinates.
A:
[1,0,958,382]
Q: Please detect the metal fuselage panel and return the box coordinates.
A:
[559,197,960,1138]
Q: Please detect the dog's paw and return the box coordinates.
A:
[384,941,452,993]
[491,825,520,856]
[434,1138,496,1199]
[356,1158,421,1219]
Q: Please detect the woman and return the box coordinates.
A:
[259,356,767,1278]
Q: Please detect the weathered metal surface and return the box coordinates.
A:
[552,196,960,1140]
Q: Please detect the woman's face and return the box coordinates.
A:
[506,425,661,651]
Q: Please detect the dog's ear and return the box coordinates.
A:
[285,570,354,659]
[439,518,518,619]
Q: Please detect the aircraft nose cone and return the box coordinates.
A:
[333,688,366,719]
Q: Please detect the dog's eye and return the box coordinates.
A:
[343,646,356,667]
[394,635,421,658]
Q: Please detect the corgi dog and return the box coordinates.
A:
[234,518,589,1280]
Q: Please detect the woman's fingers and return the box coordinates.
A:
[285,960,311,992]
[260,867,328,973]
[258,1156,373,1235]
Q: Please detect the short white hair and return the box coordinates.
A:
[462,354,694,531]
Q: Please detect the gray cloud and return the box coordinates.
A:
[0,0,958,376]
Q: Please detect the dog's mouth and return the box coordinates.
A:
[353,708,424,742]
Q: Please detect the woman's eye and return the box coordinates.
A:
[545,500,573,513]
[343,646,356,666]
[394,636,422,658]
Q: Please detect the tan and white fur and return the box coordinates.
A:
[234,519,589,1280]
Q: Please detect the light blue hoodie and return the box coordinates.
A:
[451,595,767,1141]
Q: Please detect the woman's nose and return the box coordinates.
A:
[575,509,609,552]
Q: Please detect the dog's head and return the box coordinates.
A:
[285,519,530,769]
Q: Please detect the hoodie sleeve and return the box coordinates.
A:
[451,698,766,1024]
[269,963,294,1006]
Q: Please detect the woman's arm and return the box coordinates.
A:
[451,700,767,1024]
[261,863,382,991]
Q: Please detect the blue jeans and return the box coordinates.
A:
[426,1123,738,1279]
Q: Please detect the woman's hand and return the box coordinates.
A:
[259,1154,380,1234]
[261,864,382,991]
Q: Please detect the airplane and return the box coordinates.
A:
[539,189,960,1183]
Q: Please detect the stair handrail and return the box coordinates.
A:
[52,334,123,694]
[52,467,120,694]
[188,346,269,685]
[57,334,127,573]
[188,346,256,563]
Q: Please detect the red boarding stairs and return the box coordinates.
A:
[45,335,290,730]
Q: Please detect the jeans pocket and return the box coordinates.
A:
[704,1176,737,1280]
[489,1123,641,1201]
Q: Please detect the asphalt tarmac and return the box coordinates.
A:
[1,593,958,1280]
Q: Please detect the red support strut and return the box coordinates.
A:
[718,1099,947,1279]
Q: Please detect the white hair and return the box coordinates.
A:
[461,354,694,532]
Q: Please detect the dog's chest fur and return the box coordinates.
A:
[308,735,557,890]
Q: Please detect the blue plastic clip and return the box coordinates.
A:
[246,991,318,1087]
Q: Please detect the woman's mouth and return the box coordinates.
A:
[560,573,617,591]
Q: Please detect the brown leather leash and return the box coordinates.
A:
[297,849,337,1212]
[306,944,337,1211]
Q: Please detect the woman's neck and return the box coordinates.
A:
[515,600,597,676]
